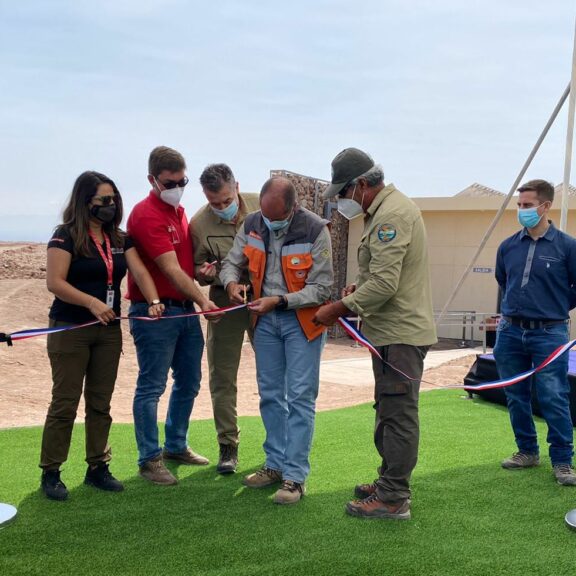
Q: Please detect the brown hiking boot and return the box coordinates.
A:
[354,481,377,499]
[346,494,411,520]
[162,447,209,466]
[242,467,282,488]
[139,455,178,485]
[273,480,305,505]
[501,452,540,470]
[553,464,576,486]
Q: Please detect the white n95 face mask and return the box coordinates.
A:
[337,184,364,220]
[337,198,363,220]
[160,186,185,208]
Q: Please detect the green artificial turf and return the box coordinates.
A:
[1,391,575,576]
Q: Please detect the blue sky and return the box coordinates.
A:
[1,0,575,240]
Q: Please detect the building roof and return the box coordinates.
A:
[412,181,576,211]
[454,183,504,198]
[554,183,576,196]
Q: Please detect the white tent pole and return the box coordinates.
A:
[437,84,571,326]
[560,17,576,231]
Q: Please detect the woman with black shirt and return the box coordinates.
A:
[41,171,164,501]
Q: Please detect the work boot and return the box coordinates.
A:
[216,443,238,475]
[139,455,178,485]
[162,447,209,466]
[346,494,411,520]
[354,481,377,499]
[553,464,576,486]
[273,480,306,505]
[41,469,69,501]
[242,467,282,488]
[501,452,540,470]
[84,463,124,492]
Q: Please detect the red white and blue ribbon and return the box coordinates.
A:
[337,316,575,390]
[338,316,427,382]
[2,320,102,343]
[462,338,576,391]
[0,303,247,346]
[337,317,383,360]
[3,311,574,394]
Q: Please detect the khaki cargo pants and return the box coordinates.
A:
[207,286,253,447]
[40,321,121,470]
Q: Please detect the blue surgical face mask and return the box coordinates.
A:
[518,204,545,229]
[212,200,239,222]
[262,213,291,232]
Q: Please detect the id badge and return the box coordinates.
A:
[106,289,115,308]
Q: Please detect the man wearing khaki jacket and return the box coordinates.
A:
[314,147,436,520]
[190,164,259,474]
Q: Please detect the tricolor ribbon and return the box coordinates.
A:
[337,317,383,360]
[337,316,576,390]
[0,303,247,346]
[462,338,576,391]
[3,312,573,393]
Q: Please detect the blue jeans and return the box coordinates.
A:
[493,319,573,466]
[129,303,204,466]
[254,309,323,484]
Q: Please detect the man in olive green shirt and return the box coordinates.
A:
[190,164,259,474]
[314,147,436,520]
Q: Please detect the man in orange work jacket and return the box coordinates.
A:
[220,176,334,505]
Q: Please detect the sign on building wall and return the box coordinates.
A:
[473,267,494,273]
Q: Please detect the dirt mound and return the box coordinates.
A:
[0,244,47,280]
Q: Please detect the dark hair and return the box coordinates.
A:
[148,146,186,177]
[518,179,554,203]
[199,163,235,193]
[58,171,124,258]
[260,177,296,212]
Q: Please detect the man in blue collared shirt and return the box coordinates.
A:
[494,179,576,485]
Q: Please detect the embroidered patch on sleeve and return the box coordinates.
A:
[377,224,397,243]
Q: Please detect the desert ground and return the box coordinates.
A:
[0,243,477,430]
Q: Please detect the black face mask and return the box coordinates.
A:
[90,205,116,223]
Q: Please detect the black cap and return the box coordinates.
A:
[323,147,375,199]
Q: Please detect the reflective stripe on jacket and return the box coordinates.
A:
[243,208,328,341]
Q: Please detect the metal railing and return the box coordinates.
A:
[434,311,500,352]
[343,312,500,353]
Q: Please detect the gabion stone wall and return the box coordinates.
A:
[270,170,349,338]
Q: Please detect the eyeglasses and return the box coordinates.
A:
[159,176,189,190]
[91,195,117,206]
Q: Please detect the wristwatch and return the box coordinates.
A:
[275,295,288,310]
[149,299,161,306]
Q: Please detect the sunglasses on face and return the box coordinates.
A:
[91,195,117,206]
[158,176,189,190]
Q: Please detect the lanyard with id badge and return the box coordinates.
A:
[88,230,115,309]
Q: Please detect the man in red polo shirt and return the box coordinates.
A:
[127,145,221,486]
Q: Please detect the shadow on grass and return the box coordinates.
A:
[2,395,576,576]
[4,456,576,576]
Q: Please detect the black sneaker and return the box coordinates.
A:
[41,469,69,501]
[216,444,238,475]
[84,463,124,492]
